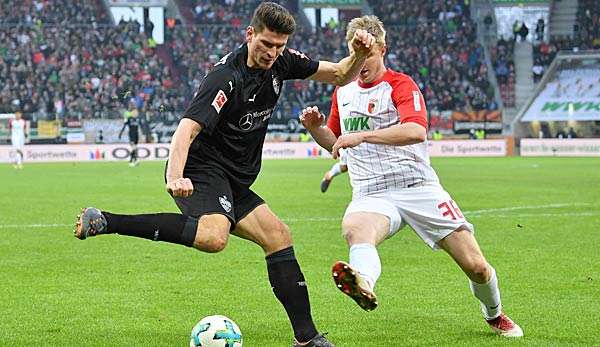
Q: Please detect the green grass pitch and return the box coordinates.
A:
[1,157,599,346]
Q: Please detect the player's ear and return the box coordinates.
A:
[246,26,254,43]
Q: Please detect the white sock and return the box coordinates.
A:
[469,266,502,320]
[349,243,381,290]
[329,163,343,178]
[16,151,23,166]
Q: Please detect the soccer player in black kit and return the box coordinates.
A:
[118,110,142,166]
[74,3,375,346]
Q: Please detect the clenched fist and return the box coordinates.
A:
[166,177,194,197]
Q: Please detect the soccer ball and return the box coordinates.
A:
[190,315,243,347]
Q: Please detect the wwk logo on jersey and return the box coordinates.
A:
[211,90,228,114]
[343,116,371,132]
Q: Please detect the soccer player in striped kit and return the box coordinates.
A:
[9,110,27,169]
[300,15,523,338]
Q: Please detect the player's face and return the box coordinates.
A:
[349,42,386,83]
[246,26,289,70]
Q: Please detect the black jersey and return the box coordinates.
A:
[122,116,141,139]
[182,43,319,187]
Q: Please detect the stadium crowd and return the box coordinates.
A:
[532,0,599,83]
[0,0,186,120]
[6,0,598,127]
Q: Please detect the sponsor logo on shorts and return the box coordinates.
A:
[219,195,232,213]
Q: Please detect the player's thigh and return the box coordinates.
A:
[394,183,474,250]
[12,136,24,149]
[169,169,235,234]
[233,204,292,255]
[343,195,403,245]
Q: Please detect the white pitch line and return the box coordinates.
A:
[465,203,590,215]
[0,204,595,229]
[0,223,71,229]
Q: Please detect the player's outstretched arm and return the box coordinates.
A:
[299,106,337,152]
[308,29,375,86]
[165,118,202,197]
[331,123,426,158]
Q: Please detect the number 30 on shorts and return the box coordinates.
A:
[437,200,464,220]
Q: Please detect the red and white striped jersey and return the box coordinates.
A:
[327,69,439,198]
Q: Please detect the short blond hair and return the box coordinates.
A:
[346,15,386,46]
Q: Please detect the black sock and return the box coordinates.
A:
[266,247,318,342]
[102,212,198,247]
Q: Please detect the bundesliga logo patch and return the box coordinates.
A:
[211,90,228,114]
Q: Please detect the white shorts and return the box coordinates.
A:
[11,135,24,150]
[343,182,474,250]
[338,148,347,166]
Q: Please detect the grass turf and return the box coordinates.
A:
[0,157,599,346]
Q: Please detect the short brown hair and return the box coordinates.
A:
[250,2,296,35]
[346,15,386,46]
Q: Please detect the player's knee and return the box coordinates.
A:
[341,219,361,242]
[195,229,228,253]
[193,218,230,253]
[467,260,490,283]
[204,234,228,253]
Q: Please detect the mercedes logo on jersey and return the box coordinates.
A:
[239,114,253,130]
[238,107,274,131]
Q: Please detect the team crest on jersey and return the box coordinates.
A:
[211,90,228,114]
[219,195,232,213]
[272,73,281,95]
[368,98,378,114]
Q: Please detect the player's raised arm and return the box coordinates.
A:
[308,29,375,86]
[299,106,337,152]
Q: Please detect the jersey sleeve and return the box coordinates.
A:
[182,67,234,135]
[326,87,341,138]
[279,47,319,80]
[391,76,428,130]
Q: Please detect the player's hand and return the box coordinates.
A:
[350,29,376,57]
[299,106,324,130]
[332,133,364,159]
[166,177,194,197]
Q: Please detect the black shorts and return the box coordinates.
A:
[129,133,139,145]
[166,165,264,230]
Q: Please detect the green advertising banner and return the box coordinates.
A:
[522,69,600,121]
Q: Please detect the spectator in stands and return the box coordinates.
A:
[535,18,545,41]
[532,60,544,83]
[568,127,578,139]
[475,128,486,140]
[518,22,529,42]
[513,20,521,42]
[483,12,493,33]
